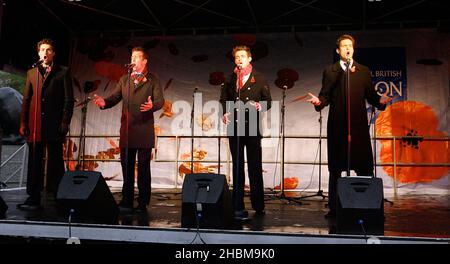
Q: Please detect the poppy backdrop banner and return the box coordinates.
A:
[67,29,449,194]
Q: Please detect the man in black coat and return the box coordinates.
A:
[307,35,391,217]
[220,45,272,220]
[18,38,74,210]
[93,47,164,213]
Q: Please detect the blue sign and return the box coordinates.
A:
[357,47,407,103]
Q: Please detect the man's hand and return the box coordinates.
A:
[222,113,231,124]
[306,92,321,106]
[92,94,105,108]
[380,93,392,105]
[249,101,262,111]
[140,96,153,112]
[19,125,29,137]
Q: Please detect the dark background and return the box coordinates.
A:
[1,0,450,71]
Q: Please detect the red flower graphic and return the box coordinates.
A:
[376,101,449,183]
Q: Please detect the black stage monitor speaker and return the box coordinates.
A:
[0,195,7,219]
[181,173,233,229]
[336,177,384,234]
[56,171,119,224]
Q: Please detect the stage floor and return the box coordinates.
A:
[1,188,449,241]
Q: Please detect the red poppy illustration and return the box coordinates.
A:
[94,61,127,82]
[209,71,225,86]
[277,68,299,82]
[274,177,299,190]
[275,68,299,89]
[168,42,179,55]
[159,100,173,119]
[191,54,209,63]
[376,101,449,183]
[232,34,257,46]
[178,149,219,178]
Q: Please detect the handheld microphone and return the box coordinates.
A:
[124,63,135,69]
[237,64,243,70]
[32,56,47,68]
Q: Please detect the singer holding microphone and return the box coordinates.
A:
[219,45,272,220]
[93,47,164,213]
[18,38,74,210]
[306,34,391,218]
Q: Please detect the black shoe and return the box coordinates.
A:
[234,210,249,220]
[17,196,42,211]
[134,204,147,213]
[17,203,43,211]
[118,205,133,214]
[324,210,336,219]
[255,210,266,216]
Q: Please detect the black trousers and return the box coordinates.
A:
[26,141,65,200]
[228,137,264,212]
[328,169,374,211]
[0,128,2,175]
[120,148,152,208]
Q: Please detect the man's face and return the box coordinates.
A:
[336,39,354,61]
[131,51,147,72]
[234,50,252,69]
[38,44,55,64]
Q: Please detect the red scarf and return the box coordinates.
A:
[234,63,252,89]
[131,69,148,85]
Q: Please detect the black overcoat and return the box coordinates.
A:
[103,72,164,148]
[315,61,385,172]
[20,64,74,143]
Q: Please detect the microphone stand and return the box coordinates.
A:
[235,80,241,205]
[217,135,221,174]
[345,58,351,177]
[229,68,245,212]
[75,94,91,170]
[371,105,377,178]
[297,109,327,200]
[190,87,197,173]
[272,85,302,205]
[125,67,132,203]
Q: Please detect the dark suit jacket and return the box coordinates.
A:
[103,72,164,148]
[315,61,385,172]
[219,69,272,138]
[20,64,74,142]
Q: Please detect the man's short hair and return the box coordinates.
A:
[36,38,55,52]
[336,34,355,48]
[131,46,149,60]
[232,45,252,58]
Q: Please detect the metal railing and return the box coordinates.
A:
[154,134,450,195]
[3,134,446,194]
[0,144,28,189]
